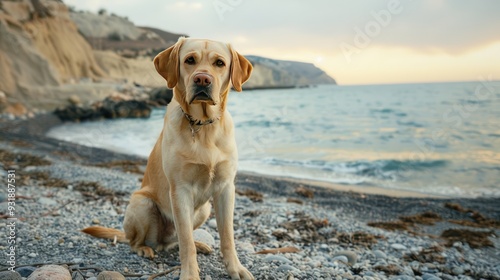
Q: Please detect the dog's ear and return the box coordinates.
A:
[229,45,253,92]
[154,38,185,88]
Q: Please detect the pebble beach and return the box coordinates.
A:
[1,115,499,280]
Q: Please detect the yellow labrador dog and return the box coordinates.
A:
[83,37,253,280]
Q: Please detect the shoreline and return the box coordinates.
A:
[238,171,441,199]
[0,113,493,202]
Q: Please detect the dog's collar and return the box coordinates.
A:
[180,108,220,141]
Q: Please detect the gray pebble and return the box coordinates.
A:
[319,244,329,251]
[332,255,349,264]
[373,250,387,259]
[390,243,407,251]
[28,253,37,258]
[451,266,464,275]
[332,250,357,265]
[101,250,114,256]
[422,273,441,280]
[390,276,414,280]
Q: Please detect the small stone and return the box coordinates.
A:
[237,242,255,253]
[71,258,83,263]
[276,264,299,272]
[451,266,464,275]
[390,243,407,251]
[92,218,100,224]
[28,253,37,258]
[263,255,293,264]
[332,255,349,264]
[15,266,37,277]
[98,242,107,248]
[97,271,125,280]
[319,244,329,251]
[373,250,387,259]
[332,250,357,265]
[193,229,215,248]
[27,265,71,280]
[391,276,413,280]
[208,219,217,229]
[101,250,114,256]
[205,276,212,280]
[422,273,441,280]
[0,271,22,280]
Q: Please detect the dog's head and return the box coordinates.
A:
[154,37,253,106]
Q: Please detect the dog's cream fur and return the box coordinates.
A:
[83,37,253,280]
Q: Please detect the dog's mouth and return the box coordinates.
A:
[190,87,215,105]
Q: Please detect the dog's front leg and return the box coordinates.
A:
[214,183,254,280]
[170,186,199,280]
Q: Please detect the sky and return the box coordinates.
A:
[64,0,500,85]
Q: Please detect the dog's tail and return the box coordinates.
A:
[81,226,128,243]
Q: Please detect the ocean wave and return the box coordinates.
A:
[262,158,448,180]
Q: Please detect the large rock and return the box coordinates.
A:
[148,87,173,105]
[27,265,71,280]
[54,97,151,121]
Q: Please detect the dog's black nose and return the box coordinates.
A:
[194,73,212,87]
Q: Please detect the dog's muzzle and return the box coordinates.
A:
[190,73,215,105]
[190,86,215,105]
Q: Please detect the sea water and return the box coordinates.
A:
[47,82,500,197]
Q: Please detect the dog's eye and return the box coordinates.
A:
[185,56,196,65]
[215,59,225,67]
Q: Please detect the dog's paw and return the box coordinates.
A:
[194,241,213,255]
[227,264,254,280]
[133,245,155,259]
